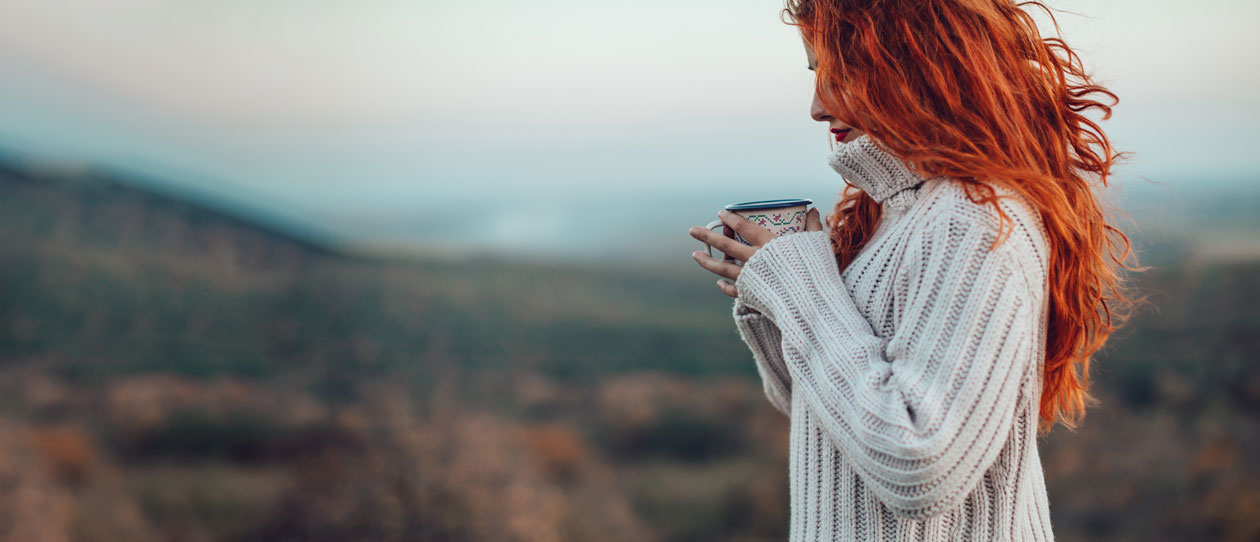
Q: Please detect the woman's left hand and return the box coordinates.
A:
[688,207,825,298]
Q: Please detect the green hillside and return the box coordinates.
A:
[0,159,750,385]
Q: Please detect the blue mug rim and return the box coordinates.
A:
[724,198,813,211]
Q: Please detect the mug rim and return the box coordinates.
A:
[724,198,813,211]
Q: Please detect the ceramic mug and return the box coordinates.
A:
[702,198,813,261]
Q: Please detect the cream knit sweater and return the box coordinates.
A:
[732,134,1055,541]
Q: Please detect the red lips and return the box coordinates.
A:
[832,129,851,142]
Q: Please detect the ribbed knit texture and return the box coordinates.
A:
[732,134,1055,541]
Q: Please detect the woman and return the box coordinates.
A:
[687,1,1146,540]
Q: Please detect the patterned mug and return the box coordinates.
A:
[703,198,813,262]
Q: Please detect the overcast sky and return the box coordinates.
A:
[1,0,1257,259]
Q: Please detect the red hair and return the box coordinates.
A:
[783,0,1151,433]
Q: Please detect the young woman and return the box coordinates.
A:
[687,1,1146,540]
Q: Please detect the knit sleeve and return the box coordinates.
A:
[733,215,1040,520]
[732,299,792,418]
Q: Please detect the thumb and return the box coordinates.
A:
[805,207,823,232]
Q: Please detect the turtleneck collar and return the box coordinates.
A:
[826,134,938,214]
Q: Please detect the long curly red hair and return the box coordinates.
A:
[783,0,1150,433]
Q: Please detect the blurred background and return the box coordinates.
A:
[0,0,1257,540]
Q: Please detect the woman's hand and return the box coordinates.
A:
[688,207,825,298]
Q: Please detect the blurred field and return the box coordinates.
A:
[0,156,1258,541]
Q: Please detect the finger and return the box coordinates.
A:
[721,226,738,262]
[688,225,755,262]
[719,210,775,246]
[806,207,823,232]
[716,279,738,298]
[691,251,742,281]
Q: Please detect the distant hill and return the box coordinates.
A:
[0,153,748,387]
[0,154,343,273]
[1114,180,1260,265]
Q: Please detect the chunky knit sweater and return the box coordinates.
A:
[732,134,1055,541]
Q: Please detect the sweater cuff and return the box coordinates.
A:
[733,298,762,318]
[731,297,793,417]
[734,231,846,324]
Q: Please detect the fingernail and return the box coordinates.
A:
[691,251,702,258]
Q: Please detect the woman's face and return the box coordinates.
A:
[805,39,865,144]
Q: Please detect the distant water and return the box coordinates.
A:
[350,178,1260,266]
[341,189,845,265]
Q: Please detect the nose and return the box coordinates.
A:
[810,86,833,123]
